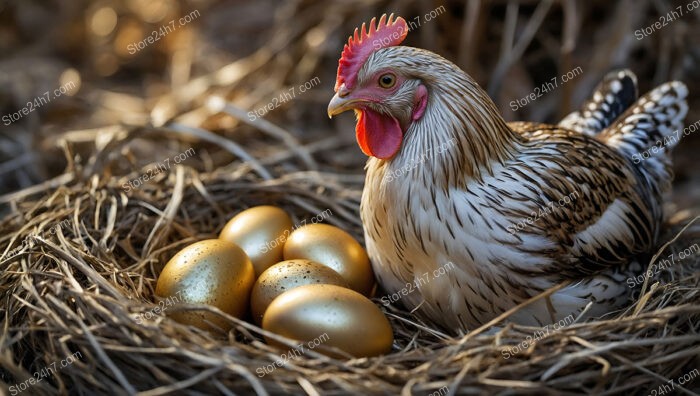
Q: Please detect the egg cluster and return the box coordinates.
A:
[154,206,393,358]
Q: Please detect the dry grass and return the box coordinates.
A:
[1,0,699,394]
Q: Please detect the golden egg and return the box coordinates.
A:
[250,259,348,324]
[283,224,374,295]
[219,206,293,276]
[155,239,255,331]
[262,284,393,358]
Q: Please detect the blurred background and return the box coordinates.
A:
[0,0,698,212]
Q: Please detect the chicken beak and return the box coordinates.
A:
[327,92,361,118]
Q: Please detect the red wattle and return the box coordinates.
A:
[355,109,403,159]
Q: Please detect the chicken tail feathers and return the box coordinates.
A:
[559,69,638,136]
[596,80,688,197]
[599,81,688,160]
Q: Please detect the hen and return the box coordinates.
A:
[327,15,688,332]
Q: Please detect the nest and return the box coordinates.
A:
[1,0,699,394]
[1,126,699,395]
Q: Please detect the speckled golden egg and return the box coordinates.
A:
[250,259,348,324]
[282,224,374,295]
[262,284,393,358]
[219,206,293,276]
[155,239,255,331]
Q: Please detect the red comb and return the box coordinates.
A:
[335,13,408,92]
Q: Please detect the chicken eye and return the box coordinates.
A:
[378,73,396,88]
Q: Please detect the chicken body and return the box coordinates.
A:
[328,18,688,332]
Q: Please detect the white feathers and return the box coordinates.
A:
[610,80,622,93]
[573,199,634,256]
[356,52,681,332]
[560,69,639,136]
[603,80,688,159]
